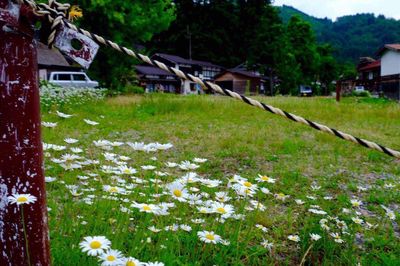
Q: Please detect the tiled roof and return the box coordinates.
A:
[135,65,176,76]
[215,68,264,79]
[377,44,400,56]
[37,42,71,67]
[153,53,222,68]
[358,60,381,72]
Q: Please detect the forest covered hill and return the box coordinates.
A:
[278,5,400,63]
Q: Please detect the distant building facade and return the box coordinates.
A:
[352,44,400,100]
[135,53,223,94]
[214,66,268,95]
[135,65,180,93]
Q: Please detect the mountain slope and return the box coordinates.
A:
[277,5,400,63]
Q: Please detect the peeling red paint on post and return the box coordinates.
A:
[0,1,51,265]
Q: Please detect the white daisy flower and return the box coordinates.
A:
[148,226,162,233]
[260,187,271,194]
[154,143,173,150]
[79,236,111,256]
[56,110,73,118]
[310,233,321,241]
[255,224,268,232]
[42,121,58,128]
[275,193,290,201]
[83,119,99,125]
[352,217,364,225]
[165,162,178,168]
[118,166,137,175]
[45,176,57,183]
[350,199,362,208]
[166,182,188,201]
[179,160,200,170]
[212,202,235,218]
[8,193,37,205]
[132,203,159,214]
[330,232,344,243]
[193,158,207,163]
[256,174,276,183]
[64,138,79,144]
[127,142,146,151]
[295,199,305,205]
[71,147,83,153]
[146,262,164,266]
[197,230,221,244]
[180,224,192,232]
[103,185,125,194]
[288,235,300,242]
[99,249,123,266]
[261,239,274,250]
[141,165,156,170]
[308,208,327,215]
[119,155,131,161]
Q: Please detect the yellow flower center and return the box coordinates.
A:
[17,196,28,203]
[89,240,101,249]
[261,176,269,181]
[143,205,151,211]
[278,193,285,198]
[173,189,182,197]
[123,169,131,174]
[106,255,116,261]
[217,207,226,214]
[205,234,215,240]
[245,189,251,194]
[126,261,136,266]
[109,187,118,193]
[243,181,252,187]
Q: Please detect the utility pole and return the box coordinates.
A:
[186,25,192,60]
[0,1,51,265]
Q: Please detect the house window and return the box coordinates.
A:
[368,72,373,80]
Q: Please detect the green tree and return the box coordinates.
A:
[317,44,338,95]
[149,0,239,67]
[286,16,319,84]
[247,4,291,94]
[71,0,176,88]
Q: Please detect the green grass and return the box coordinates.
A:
[41,94,400,265]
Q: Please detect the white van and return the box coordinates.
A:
[48,72,99,88]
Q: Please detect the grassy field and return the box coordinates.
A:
[41,94,400,265]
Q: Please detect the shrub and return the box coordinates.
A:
[352,90,371,97]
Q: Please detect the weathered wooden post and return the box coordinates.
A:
[0,1,51,265]
[336,79,341,102]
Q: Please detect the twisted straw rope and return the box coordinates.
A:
[17,0,400,159]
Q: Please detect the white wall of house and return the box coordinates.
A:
[381,50,400,76]
[39,69,48,80]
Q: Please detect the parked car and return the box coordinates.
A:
[354,86,365,92]
[48,72,99,88]
[299,85,313,96]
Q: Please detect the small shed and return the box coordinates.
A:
[214,69,267,95]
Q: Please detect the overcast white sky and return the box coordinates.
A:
[273,0,400,20]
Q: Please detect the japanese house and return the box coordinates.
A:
[214,66,268,95]
[135,65,180,93]
[136,53,223,94]
[353,44,400,100]
[37,42,81,81]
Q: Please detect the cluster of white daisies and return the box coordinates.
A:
[79,236,162,266]
[8,106,397,265]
